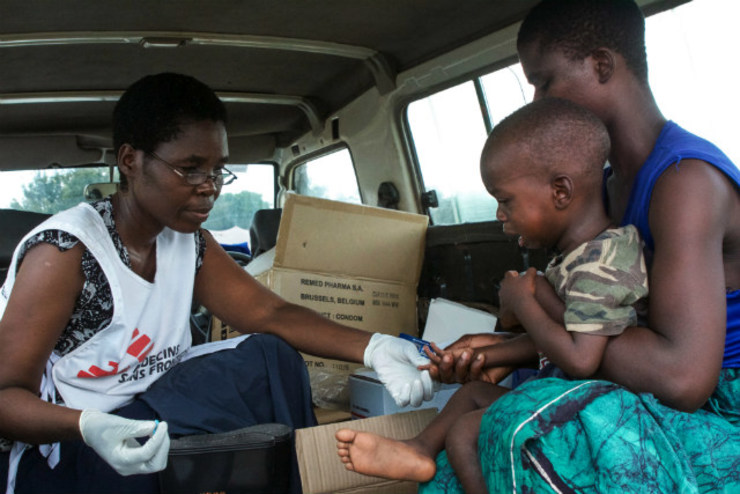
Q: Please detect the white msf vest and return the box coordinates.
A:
[0,203,194,412]
[3,204,255,494]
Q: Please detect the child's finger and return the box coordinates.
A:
[424,363,441,381]
[469,353,486,380]
[424,345,442,364]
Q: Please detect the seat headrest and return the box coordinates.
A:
[0,209,51,264]
[249,208,282,258]
[0,209,52,284]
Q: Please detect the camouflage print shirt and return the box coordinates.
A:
[545,224,648,337]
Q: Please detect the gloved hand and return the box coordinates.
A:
[79,409,170,476]
[364,333,436,407]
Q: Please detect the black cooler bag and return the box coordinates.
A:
[159,423,292,494]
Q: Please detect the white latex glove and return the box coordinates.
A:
[79,409,170,476]
[364,333,435,407]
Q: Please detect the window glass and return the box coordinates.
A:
[0,166,119,214]
[408,73,530,225]
[479,64,533,128]
[645,0,739,165]
[204,163,276,248]
[407,0,738,226]
[0,163,276,251]
[293,147,361,204]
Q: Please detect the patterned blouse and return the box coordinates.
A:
[0,198,205,452]
[18,198,206,355]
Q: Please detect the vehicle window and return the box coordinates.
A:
[479,64,534,130]
[0,164,276,251]
[407,0,738,226]
[292,147,362,204]
[203,163,276,248]
[407,67,531,225]
[0,166,118,214]
[644,0,739,165]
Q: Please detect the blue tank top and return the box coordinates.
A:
[605,121,740,367]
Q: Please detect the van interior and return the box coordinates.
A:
[7,0,732,312]
[1,0,737,491]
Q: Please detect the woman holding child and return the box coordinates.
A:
[420,1,740,492]
[336,97,651,494]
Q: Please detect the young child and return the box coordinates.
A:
[335,97,649,494]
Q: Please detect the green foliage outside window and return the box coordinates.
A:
[10,168,109,214]
[203,191,270,231]
[11,168,271,235]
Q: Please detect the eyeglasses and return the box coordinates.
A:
[145,151,237,187]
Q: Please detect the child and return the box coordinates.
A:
[335,97,649,494]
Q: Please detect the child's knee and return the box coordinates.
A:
[457,381,488,401]
[445,412,481,454]
[458,381,504,408]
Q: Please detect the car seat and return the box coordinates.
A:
[0,209,51,285]
[249,208,282,258]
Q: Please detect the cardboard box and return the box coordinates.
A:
[234,194,428,409]
[349,368,460,419]
[296,408,438,494]
[210,316,238,341]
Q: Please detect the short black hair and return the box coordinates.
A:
[517,0,648,83]
[481,98,610,185]
[113,72,227,156]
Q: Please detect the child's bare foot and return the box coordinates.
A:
[335,428,436,482]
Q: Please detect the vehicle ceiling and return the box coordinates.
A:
[1,0,545,169]
[0,0,687,170]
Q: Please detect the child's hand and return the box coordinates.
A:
[498,268,538,315]
[418,342,448,370]
[497,304,520,330]
[422,341,466,364]
[419,341,462,368]
[423,336,495,383]
[421,341,513,384]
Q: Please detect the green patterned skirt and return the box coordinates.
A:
[420,369,740,493]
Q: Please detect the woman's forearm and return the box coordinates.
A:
[257,300,370,363]
[599,325,720,412]
[0,387,82,444]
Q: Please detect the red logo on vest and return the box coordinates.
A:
[77,329,154,378]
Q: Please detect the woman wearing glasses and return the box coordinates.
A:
[0,73,432,494]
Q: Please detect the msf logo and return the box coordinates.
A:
[77,329,154,378]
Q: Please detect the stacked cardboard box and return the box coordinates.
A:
[216,194,429,410]
[296,408,437,494]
